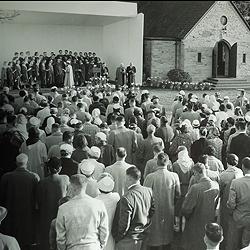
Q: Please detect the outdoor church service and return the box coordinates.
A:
[1,1,250,250]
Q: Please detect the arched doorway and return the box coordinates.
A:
[217,40,230,77]
[212,40,237,78]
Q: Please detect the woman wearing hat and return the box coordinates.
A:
[0,206,20,249]
[97,173,120,250]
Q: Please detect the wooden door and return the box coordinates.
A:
[212,42,218,78]
[229,42,237,77]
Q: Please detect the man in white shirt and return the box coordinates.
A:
[56,174,108,250]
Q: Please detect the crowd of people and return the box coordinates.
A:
[0,82,249,250]
[0,50,137,89]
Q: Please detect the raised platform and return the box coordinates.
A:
[207,77,250,89]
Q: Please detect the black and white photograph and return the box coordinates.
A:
[0,1,250,250]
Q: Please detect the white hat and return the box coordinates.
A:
[192,120,200,128]
[212,106,219,112]
[69,118,80,125]
[208,114,217,122]
[97,176,115,193]
[224,96,229,100]
[29,117,41,126]
[60,144,74,154]
[245,115,250,122]
[51,86,58,90]
[90,146,101,159]
[142,90,149,95]
[95,132,107,141]
[190,98,197,103]
[113,103,120,110]
[79,159,95,176]
[202,104,208,109]
[179,90,185,96]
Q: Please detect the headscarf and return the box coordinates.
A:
[92,108,102,126]
[204,95,210,106]
[181,119,193,134]
[176,147,193,173]
[209,95,220,110]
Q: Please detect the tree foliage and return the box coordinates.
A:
[232,1,250,24]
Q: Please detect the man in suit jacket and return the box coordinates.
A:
[181,163,219,250]
[37,157,69,250]
[191,127,209,163]
[108,115,137,164]
[124,98,143,127]
[229,120,250,168]
[0,206,20,250]
[227,157,250,250]
[0,153,40,250]
[105,147,133,197]
[112,166,155,250]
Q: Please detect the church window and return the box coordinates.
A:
[198,53,202,63]
[220,16,228,25]
[243,53,246,63]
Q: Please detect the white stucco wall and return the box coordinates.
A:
[103,13,144,83]
[183,1,250,81]
[0,1,137,17]
[0,23,104,65]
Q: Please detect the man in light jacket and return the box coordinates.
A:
[56,174,108,250]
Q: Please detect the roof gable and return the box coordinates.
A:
[138,1,250,39]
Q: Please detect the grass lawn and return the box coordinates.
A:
[147,88,243,109]
[146,88,245,116]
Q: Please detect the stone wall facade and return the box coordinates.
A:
[144,39,176,79]
[144,1,250,82]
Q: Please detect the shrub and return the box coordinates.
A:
[167,69,192,83]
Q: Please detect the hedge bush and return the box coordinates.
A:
[167,69,192,83]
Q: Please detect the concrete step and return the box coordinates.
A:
[207,77,248,84]
[215,83,250,89]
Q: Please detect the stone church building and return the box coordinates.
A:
[140,1,250,84]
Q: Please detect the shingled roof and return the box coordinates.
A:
[138,1,216,39]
